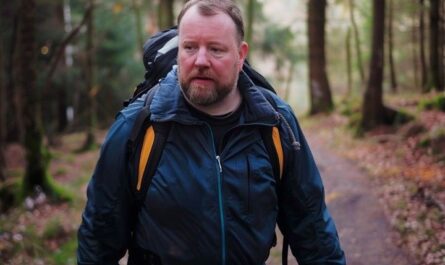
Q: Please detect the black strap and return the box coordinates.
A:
[259,89,291,265]
[134,121,171,206]
[282,236,289,265]
[128,85,158,146]
[127,85,171,208]
[260,126,280,184]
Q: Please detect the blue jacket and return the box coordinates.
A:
[77,68,345,265]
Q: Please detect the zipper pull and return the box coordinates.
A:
[216,155,223,173]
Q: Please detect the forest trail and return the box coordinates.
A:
[267,132,415,265]
[307,133,414,264]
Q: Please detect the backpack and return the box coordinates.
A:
[126,26,290,265]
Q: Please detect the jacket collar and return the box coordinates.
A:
[150,67,278,126]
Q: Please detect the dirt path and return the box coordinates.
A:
[305,134,415,265]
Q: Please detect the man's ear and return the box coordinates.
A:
[238,41,249,71]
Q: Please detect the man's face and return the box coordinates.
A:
[178,6,248,106]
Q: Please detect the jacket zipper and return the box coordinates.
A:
[215,155,226,265]
[205,124,226,265]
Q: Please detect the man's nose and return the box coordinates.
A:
[195,47,210,67]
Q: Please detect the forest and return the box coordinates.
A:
[0,0,444,264]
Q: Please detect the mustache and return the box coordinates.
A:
[189,68,214,79]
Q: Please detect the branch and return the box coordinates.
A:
[44,4,93,90]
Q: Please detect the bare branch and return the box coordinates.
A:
[44,4,93,90]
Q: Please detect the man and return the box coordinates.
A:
[77,0,346,264]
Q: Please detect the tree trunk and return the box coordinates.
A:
[3,4,25,143]
[0,36,6,182]
[83,0,97,150]
[419,0,428,92]
[55,0,68,134]
[246,0,255,59]
[346,27,352,97]
[146,0,158,35]
[18,0,54,197]
[429,0,443,91]
[440,0,445,89]
[308,0,333,114]
[131,0,144,54]
[361,0,392,131]
[411,13,419,89]
[387,0,397,92]
[158,0,174,30]
[348,0,365,84]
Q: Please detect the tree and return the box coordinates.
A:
[387,0,397,92]
[429,0,444,91]
[419,0,428,92]
[348,0,365,84]
[308,0,333,114]
[2,2,24,143]
[0,36,5,182]
[82,0,98,150]
[361,0,402,131]
[442,0,445,89]
[158,0,175,30]
[411,3,420,89]
[246,0,255,57]
[345,27,353,97]
[131,0,144,52]
[17,0,55,197]
[54,0,69,133]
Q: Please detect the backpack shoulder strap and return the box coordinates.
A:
[258,89,289,265]
[259,89,284,182]
[135,121,171,201]
[260,126,284,181]
[127,85,171,207]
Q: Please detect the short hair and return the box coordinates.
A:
[177,0,245,43]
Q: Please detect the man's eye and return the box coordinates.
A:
[183,45,196,52]
[210,47,223,56]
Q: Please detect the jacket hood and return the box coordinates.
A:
[149,66,279,126]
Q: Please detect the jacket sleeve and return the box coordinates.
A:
[276,104,346,265]
[77,113,135,265]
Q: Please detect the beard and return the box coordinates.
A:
[179,65,239,106]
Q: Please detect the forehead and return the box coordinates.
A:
[178,6,238,43]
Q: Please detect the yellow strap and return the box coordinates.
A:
[137,126,155,191]
[272,127,284,179]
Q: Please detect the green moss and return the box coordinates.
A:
[418,137,431,148]
[346,111,364,138]
[21,225,46,258]
[393,109,414,126]
[42,218,65,240]
[338,98,362,117]
[51,237,77,265]
[419,94,445,111]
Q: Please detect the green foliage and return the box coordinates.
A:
[393,109,414,127]
[261,24,303,67]
[19,174,74,204]
[51,237,78,265]
[42,217,66,240]
[337,98,364,137]
[418,94,445,112]
[418,126,445,159]
[19,225,47,259]
[350,113,365,138]
[338,97,362,117]
[91,1,145,123]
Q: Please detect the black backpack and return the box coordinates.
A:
[125,26,290,265]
